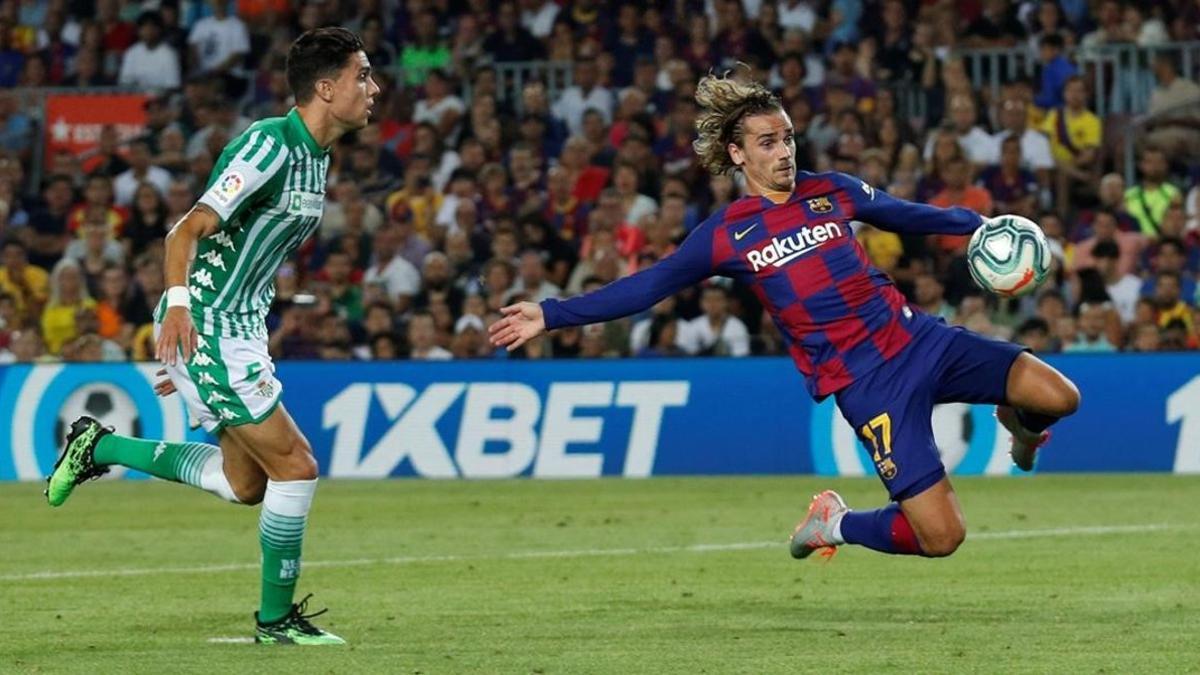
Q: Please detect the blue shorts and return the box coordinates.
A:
[834,321,1027,501]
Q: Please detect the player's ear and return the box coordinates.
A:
[727,142,744,168]
[315,78,336,103]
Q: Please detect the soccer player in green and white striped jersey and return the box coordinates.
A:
[45,27,379,645]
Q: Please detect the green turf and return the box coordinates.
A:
[1,475,1198,674]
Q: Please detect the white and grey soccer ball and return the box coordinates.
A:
[55,383,142,446]
[967,215,1052,298]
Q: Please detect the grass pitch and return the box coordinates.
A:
[1,475,1198,674]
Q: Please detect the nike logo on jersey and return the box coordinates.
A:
[733,223,758,241]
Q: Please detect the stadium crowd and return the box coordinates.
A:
[0,0,1199,364]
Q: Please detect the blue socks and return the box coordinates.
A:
[839,503,924,555]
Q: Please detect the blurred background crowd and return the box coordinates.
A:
[0,0,1199,364]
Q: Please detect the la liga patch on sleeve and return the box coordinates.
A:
[210,170,246,207]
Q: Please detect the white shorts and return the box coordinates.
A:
[155,326,283,433]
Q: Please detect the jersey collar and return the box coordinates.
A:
[287,108,327,156]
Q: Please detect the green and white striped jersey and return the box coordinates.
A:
[156,108,329,338]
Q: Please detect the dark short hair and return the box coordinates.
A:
[286,27,365,105]
[136,10,163,29]
[1157,237,1186,255]
[1040,33,1064,50]
[1092,239,1120,260]
[1016,317,1050,336]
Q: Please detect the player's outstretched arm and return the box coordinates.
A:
[544,226,716,331]
[155,204,219,366]
[489,223,717,350]
[834,173,984,236]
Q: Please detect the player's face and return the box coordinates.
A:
[730,111,796,194]
[329,51,379,131]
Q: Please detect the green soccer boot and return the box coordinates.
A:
[255,595,346,645]
[45,416,112,507]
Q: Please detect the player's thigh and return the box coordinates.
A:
[933,327,1028,405]
[898,476,966,557]
[216,430,268,504]
[1004,353,1080,418]
[222,404,317,481]
[837,380,945,504]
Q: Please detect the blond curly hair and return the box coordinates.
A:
[692,70,784,176]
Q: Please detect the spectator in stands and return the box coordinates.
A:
[1071,209,1145,278]
[1074,173,1140,240]
[41,258,93,355]
[1014,317,1052,352]
[1042,76,1102,216]
[978,135,1040,218]
[400,10,449,86]
[511,249,562,303]
[187,0,250,97]
[913,272,955,321]
[1141,237,1198,303]
[965,0,1027,47]
[1152,271,1195,335]
[0,238,47,325]
[0,91,31,156]
[629,295,690,356]
[1125,146,1183,238]
[1089,239,1142,324]
[359,14,395,71]
[925,93,994,168]
[681,285,750,357]
[363,223,421,311]
[27,174,73,270]
[483,1,545,63]
[65,212,123,293]
[414,70,466,148]
[94,264,132,348]
[63,47,110,87]
[1065,301,1118,352]
[991,97,1054,182]
[88,125,130,178]
[113,141,172,208]
[117,11,181,90]
[1034,33,1077,110]
[553,57,614,137]
[1080,0,1124,55]
[1145,53,1200,166]
[125,252,162,328]
[407,311,452,360]
[0,18,25,88]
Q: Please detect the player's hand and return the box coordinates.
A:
[156,306,198,367]
[153,368,177,397]
[488,301,546,352]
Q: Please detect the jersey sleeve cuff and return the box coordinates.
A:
[196,194,234,225]
[540,298,564,331]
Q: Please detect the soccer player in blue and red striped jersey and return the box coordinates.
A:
[489,73,1080,559]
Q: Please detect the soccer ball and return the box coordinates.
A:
[966,215,1052,298]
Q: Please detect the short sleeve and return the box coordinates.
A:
[197,130,288,229]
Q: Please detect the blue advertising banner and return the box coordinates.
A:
[1,355,1198,481]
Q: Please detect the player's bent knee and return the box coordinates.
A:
[1052,379,1081,418]
[920,526,966,557]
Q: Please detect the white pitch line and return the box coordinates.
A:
[0,523,1181,583]
[206,637,255,644]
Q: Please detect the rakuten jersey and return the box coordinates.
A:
[540,171,983,399]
